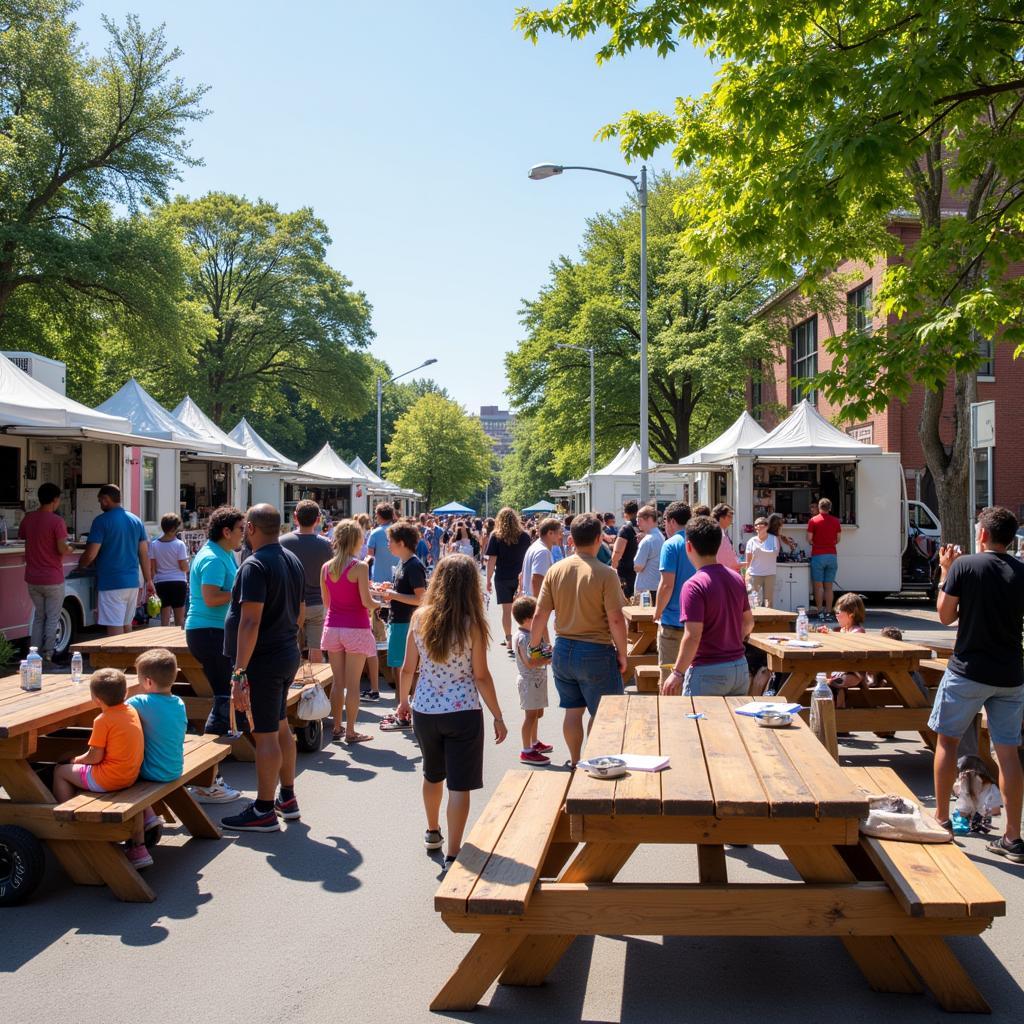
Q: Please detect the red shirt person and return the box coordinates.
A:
[806,497,842,620]
[18,482,70,661]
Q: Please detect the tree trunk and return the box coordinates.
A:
[918,371,975,548]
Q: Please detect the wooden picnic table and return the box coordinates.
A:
[73,627,333,761]
[624,603,796,642]
[0,671,229,902]
[747,630,935,741]
[433,694,1004,1013]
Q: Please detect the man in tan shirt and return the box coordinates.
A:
[531,513,628,765]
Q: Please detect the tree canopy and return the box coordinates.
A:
[384,394,494,508]
[0,2,208,396]
[515,1,1024,543]
[498,413,562,512]
[506,173,774,481]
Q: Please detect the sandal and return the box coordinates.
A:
[331,730,345,743]
[380,715,412,732]
[345,732,373,744]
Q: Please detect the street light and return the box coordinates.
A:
[553,342,595,477]
[528,162,649,502]
[377,358,438,474]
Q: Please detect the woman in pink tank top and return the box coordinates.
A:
[321,520,380,743]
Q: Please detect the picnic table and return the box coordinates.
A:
[73,627,334,760]
[747,630,935,742]
[432,694,1004,1013]
[0,671,229,903]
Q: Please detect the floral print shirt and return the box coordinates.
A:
[410,625,481,715]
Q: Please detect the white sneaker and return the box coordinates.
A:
[189,777,243,804]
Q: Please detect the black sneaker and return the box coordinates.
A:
[221,801,280,832]
[442,854,457,874]
[275,794,301,821]
[363,690,381,702]
[424,828,443,850]
[987,835,1024,863]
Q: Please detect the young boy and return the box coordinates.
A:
[512,596,553,766]
[380,522,428,706]
[125,648,188,867]
[53,667,144,821]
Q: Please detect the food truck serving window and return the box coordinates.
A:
[752,461,857,525]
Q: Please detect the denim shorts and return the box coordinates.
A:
[928,668,1024,746]
[552,638,624,716]
[683,657,750,697]
[810,554,838,583]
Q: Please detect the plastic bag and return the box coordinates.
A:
[858,793,952,843]
[297,682,330,721]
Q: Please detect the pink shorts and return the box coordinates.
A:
[321,625,377,657]
[71,763,107,792]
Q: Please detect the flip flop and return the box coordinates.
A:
[345,732,373,744]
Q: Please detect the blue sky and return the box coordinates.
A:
[74,2,714,411]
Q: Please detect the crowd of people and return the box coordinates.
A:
[17,487,1024,870]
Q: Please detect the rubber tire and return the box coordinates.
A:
[52,601,79,657]
[0,826,46,906]
[295,718,323,753]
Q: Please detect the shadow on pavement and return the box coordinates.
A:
[228,821,362,893]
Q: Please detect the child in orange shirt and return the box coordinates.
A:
[53,668,144,801]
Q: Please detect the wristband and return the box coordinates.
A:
[231,669,248,681]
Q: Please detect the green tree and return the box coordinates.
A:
[0,3,208,396]
[384,394,493,508]
[506,173,775,481]
[499,414,562,511]
[153,192,375,427]
[516,1,1024,545]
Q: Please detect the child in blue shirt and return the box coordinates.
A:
[125,648,187,869]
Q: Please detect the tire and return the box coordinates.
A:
[0,826,46,906]
[52,602,79,657]
[862,592,889,606]
[295,718,323,753]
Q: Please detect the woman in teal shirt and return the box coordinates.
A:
[185,507,244,742]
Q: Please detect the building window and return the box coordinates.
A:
[974,330,995,379]
[847,282,872,335]
[143,456,157,523]
[790,317,817,406]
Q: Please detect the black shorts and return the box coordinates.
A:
[618,570,636,599]
[247,657,299,733]
[155,580,187,607]
[413,709,484,791]
[495,577,518,605]
[744,641,768,674]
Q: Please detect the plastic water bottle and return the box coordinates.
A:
[19,660,31,691]
[640,591,652,609]
[748,583,760,609]
[26,646,43,690]
[796,607,809,640]
[809,672,833,738]
[71,651,84,684]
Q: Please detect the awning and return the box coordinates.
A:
[3,424,182,449]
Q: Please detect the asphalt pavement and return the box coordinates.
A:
[4,594,1023,1023]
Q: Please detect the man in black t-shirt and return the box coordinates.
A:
[611,499,640,598]
[222,504,306,833]
[931,506,1024,862]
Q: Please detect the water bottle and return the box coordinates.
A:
[0,514,7,545]
[26,647,43,690]
[19,659,31,691]
[796,607,809,640]
[71,651,84,684]
[809,672,833,737]
[640,591,652,609]
[749,584,760,609]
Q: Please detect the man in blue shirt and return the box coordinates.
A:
[654,501,695,684]
[79,484,153,635]
[366,502,400,583]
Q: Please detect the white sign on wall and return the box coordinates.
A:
[971,400,995,449]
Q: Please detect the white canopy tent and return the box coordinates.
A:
[229,417,298,470]
[677,411,768,466]
[171,396,255,463]
[98,379,214,450]
[732,400,883,459]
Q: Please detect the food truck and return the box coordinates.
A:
[670,402,941,608]
[0,355,177,654]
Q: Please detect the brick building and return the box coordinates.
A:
[750,216,1024,522]
[477,405,514,459]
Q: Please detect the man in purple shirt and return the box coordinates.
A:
[661,515,753,697]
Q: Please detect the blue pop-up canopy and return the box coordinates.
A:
[522,499,557,514]
[432,501,476,515]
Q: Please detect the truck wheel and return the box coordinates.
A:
[0,826,46,906]
[52,602,80,657]
[295,719,323,753]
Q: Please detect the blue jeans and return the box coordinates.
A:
[552,638,623,716]
[683,657,750,697]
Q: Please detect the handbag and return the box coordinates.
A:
[296,662,331,721]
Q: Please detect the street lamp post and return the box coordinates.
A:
[529,162,649,503]
[376,358,438,475]
[553,342,595,477]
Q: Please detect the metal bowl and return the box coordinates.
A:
[756,710,794,729]
[582,756,628,779]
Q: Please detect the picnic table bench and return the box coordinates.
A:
[431,694,1004,1013]
[0,671,230,903]
[74,628,334,757]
